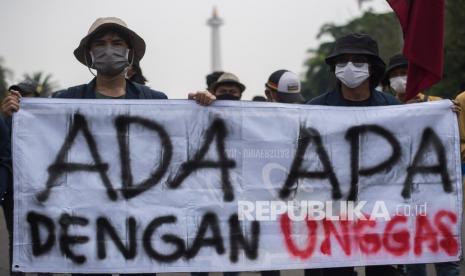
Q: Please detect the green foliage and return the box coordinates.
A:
[23,71,57,98]
[429,0,465,98]
[0,57,12,101]
[302,0,465,100]
[302,11,402,100]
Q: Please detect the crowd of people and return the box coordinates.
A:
[1,16,464,276]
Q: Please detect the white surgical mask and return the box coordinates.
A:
[335,62,370,89]
[389,76,407,94]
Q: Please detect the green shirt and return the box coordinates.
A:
[95,91,125,99]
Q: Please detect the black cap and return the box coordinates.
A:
[326,33,386,87]
[252,95,267,102]
[9,80,41,96]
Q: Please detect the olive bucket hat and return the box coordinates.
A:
[210,72,246,93]
[325,33,386,86]
[73,17,146,67]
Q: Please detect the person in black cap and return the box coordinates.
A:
[1,80,53,276]
[308,33,399,107]
[8,79,41,98]
[383,54,442,103]
[382,58,459,276]
[1,80,42,117]
[265,70,304,103]
[306,33,400,276]
[252,95,267,102]
[381,53,407,94]
[1,81,49,276]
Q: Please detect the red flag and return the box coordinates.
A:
[387,0,445,101]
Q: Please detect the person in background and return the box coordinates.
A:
[206,71,225,92]
[209,72,246,101]
[265,69,304,104]
[190,71,244,276]
[8,79,42,98]
[384,55,460,276]
[1,79,49,276]
[309,33,399,107]
[307,33,400,276]
[252,95,267,102]
[259,68,306,276]
[1,79,43,133]
[383,54,441,103]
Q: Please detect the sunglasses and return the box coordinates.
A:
[335,56,369,68]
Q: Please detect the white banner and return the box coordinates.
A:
[12,99,462,273]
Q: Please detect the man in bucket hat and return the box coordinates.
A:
[382,53,442,103]
[308,33,399,107]
[306,33,400,276]
[209,72,246,101]
[1,17,214,114]
[0,17,215,276]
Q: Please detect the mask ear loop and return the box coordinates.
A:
[124,49,135,79]
[128,49,135,67]
[85,51,97,77]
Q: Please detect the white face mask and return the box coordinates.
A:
[335,62,370,89]
[389,76,407,94]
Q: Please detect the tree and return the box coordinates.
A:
[0,57,12,101]
[429,0,465,98]
[301,10,402,100]
[302,0,465,100]
[23,72,58,98]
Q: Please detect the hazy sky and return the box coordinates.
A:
[0,0,392,99]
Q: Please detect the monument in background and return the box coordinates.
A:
[207,7,224,72]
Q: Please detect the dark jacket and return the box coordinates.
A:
[2,79,166,200]
[0,117,11,201]
[307,87,400,106]
[52,78,167,99]
[4,78,167,148]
